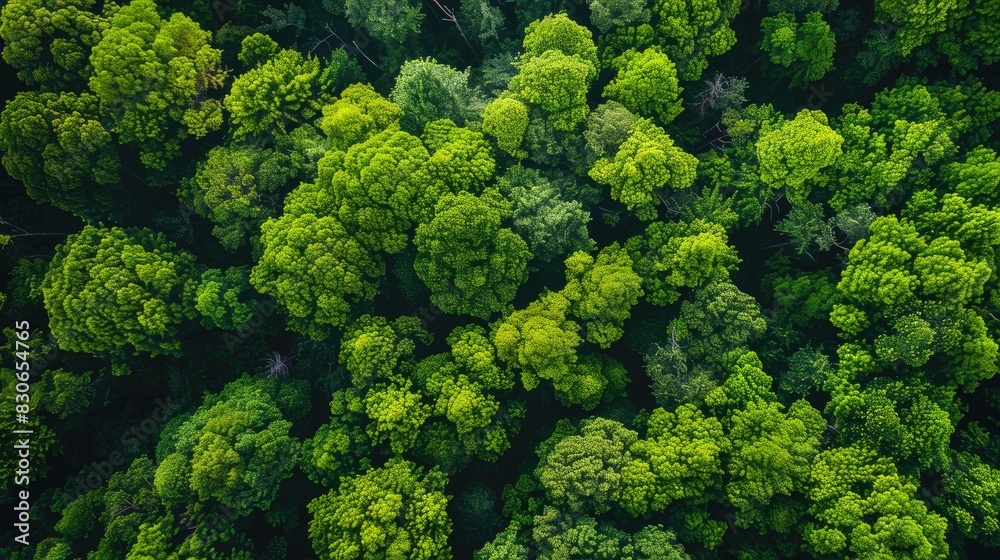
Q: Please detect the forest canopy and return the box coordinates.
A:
[1,0,1000,559]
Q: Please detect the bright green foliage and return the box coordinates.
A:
[875,0,959,55]
[421,119,496,197]
[499,166,595,262]
[340,314,429,388]
[391,58,480,132]
[522,13,599,72]
[802,445,950,559]
[474,523,529,560]
[250,212,383,340]
[671,281,767,366]
[756,109,843,204]
[530,506,625,559]
[237,32,280,67]
[482,97,529,158]
[621,404,729,516]
[307,458,452,560]
[767,0,838,11]
[535,417,638,514]
[941,147,1000,207]
[491,291,583,394]
[0,0,105,88]
[41,225,199,357]
[319,83,404,152]
[626,219,740,305]
[630,525,691,559]
[225,41,341,141]
[88,0,226,170]
[589,0,651,34]
[825,377,956,471]
[180,143,306,251]
[935,452,1000,541]
[414,191,531,319]
[344,0,424,45]
[154,377,304,515]
[724,399,824,515]
[704,350,777,411]
[561,244,643,348]
[649,0,741,81]
[831,213,997,390]
[760,12,836,88]
[301,418,371,487]
[363,380,432,454]
[315,129,433,254]
[825,105,912,211]
[193,266,257,331]
[589,120,698,220]
[416,326,522,461]
[509,50,595,131]
[316,127,484,253]
[604,48,684,124]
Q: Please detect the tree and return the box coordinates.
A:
[414,190,531,319]
[154,377,305,515]
[319,83,404,152]
[391,58,481,132]
[760,12,836,88]
[193,266,259,331]
[671,281,767,366]
[535,418,638,514]
[626,219,740,305]
[522,13,599,71]
[509,50,595,131]
[875,0,958,55]
[603,48,684,124]
[490,294,577,393]
[41,225,200,357]
[482,97,529,159]
[88,0,226,172]
[650,0,741,81]
[0,0,106,88]
[724,399,824,522]
[802,445,950,559]
[756,109,843,204]
[226,38,354,141]
[180,142,308,251]
[561,244,643,348]
[621,404,729,516]
[250,212,383,340]
[645,337,717,409]
[344,0,424,45]
[307,458,452,560]
[339,314,429,389]
[0,91,119,220]
[588,0,651,34]
[583,101,639,165]
[499,166,595,262]
[589,120,698,221]
[935,452,1000,543]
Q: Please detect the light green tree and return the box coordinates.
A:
[307,458,452,560]
[589,120,698,220]
[603,48,684,124]
[414,191,531,319]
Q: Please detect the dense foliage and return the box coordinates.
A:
[2,0,1000,558]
